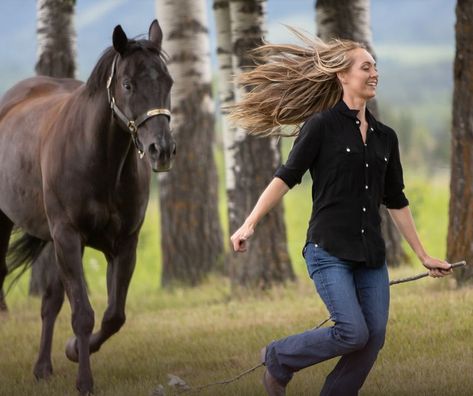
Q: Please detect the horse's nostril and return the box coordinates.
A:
[149,143,159,156]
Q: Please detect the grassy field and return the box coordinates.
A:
[1,170,472,396]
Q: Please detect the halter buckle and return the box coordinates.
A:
[127,120,137,133]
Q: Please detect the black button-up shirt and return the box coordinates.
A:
[274,100,409,268]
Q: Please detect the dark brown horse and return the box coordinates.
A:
[0,20,175,394]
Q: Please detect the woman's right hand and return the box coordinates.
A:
[230,222,255,252]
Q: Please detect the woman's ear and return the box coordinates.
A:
[337,71,347,85]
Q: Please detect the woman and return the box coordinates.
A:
[229,32,452,396]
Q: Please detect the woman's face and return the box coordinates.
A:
[338,48,378,100]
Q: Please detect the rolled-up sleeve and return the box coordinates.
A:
[274,114,324,189]
[382,130,409,209]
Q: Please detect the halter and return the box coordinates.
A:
[106,54,171,157]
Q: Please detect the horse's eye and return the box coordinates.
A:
[122,81,131,90]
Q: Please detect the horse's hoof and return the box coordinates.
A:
[33,362,53,380]
[65,336,79,362]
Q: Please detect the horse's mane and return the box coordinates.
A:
[85,38,168,97]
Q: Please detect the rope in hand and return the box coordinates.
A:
[164,260,467,395]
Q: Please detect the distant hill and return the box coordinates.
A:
[0,0,456,121]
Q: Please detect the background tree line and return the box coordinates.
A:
[12,0,473,292]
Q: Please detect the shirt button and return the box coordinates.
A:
[361,229,365,234]
[364,143,367,147]
[362,207,367,212]
[370,127,374,132]
[365,163,369,167]
[365,185,368,189]
[355,120,360,125]
[384,157,388,162]
[346,147,351,152]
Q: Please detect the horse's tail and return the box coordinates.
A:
[6,231,47,293]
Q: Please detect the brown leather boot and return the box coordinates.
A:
[261,347,286,396]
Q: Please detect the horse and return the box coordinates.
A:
[0,20,175,394]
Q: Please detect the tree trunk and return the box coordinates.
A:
[35,0,76,78]
[226,0,295,290]
[212,0,236,275]
[447,0,473,286]
[30,0,76,295]
[315,0,409,267]
[156,0,224,287]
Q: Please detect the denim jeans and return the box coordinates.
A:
[264,243,390,396]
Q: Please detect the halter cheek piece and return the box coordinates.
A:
[106,54,171,158]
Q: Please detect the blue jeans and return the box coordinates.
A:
[265,243,390,396]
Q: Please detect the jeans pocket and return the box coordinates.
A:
[304,243,320,278]
[302,242,310,258]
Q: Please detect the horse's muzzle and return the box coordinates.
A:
[148,140,176,172]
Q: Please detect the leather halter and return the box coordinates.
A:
[106,54,171,157]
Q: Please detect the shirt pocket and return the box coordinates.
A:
[338,142,363,173]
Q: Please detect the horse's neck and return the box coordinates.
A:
[79,90,136,187]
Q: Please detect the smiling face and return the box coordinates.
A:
[337,47,379,101]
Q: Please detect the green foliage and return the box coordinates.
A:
[1,264,471,395]
[1,145,457,396]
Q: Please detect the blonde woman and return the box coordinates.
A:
[229,32,452,396]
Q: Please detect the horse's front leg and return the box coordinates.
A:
[64,234,138,357]
[90,234,138,353]
[93,234,138,353]
[52,223,94,395]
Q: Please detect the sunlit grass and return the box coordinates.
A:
[1,267,472,395]
[2,168,469,395]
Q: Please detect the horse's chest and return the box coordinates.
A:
[82,196,145,248]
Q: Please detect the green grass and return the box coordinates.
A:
[1,169,470,395]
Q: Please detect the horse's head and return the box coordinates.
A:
[109,20,176,172]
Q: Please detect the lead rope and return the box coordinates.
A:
[153,260,467,395]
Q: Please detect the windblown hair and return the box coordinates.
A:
[228,27,366,136]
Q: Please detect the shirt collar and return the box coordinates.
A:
[334,99,380,131]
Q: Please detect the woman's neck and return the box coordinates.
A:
[342,95,367,123]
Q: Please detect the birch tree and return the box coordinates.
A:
[30,0,76,295]
[316,0,409,267]
[156,0,224,286]
[447,0,473,285]
[215,0,294,290]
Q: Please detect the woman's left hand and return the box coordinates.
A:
[421,255,453,278]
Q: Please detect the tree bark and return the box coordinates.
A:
[225,0,295,290]
[156,0,224,287]
[35,0,76,78]
[447,0,473,286]
[316,0,409,267]
[30,0,76,295]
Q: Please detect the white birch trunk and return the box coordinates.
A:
[224,0,294,289]
[30,0,77,296]
[36,0,76,78]
[155,0,223,286]
[213,0,238,194]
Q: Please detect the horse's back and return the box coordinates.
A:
[0,76,82,239]
[0,76,82,121]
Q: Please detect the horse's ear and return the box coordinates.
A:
[148,19,163,50]
[113,25,128,55]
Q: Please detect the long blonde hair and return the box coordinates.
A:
[228,27,366,136]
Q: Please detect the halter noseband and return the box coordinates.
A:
[106,54,171,157]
